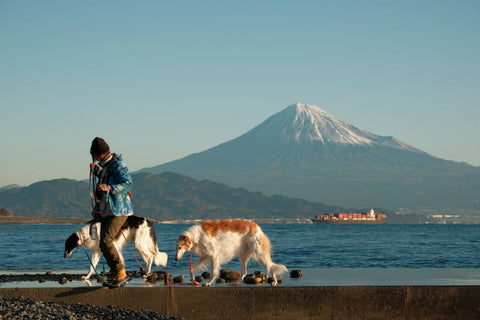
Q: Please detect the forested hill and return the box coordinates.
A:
[0,172,356,221]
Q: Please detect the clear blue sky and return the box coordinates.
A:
[1,0,479,187]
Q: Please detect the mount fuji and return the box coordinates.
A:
[141,103,480,211]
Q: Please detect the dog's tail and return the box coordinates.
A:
[143,219,168,267]
[154,250,168,267]
[269,262,288,277]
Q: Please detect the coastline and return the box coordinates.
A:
[0,216,89,225]
[0,216,313,225]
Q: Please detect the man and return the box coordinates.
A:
[90,137,133,288]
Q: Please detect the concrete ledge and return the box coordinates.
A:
[1,286,480,319]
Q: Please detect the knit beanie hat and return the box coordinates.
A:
[90,137,110,155]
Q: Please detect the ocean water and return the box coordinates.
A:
[1,223,480,272]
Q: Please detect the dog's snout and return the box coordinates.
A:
[175,249,185,261]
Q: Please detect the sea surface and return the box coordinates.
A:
[1,223,480,271]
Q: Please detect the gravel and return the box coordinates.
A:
[0,272,185,320]
[0,294,184,320]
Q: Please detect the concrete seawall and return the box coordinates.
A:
[1,286,480,319]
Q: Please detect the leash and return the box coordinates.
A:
[164,252,199,286]
[89,167,197,286]
[119,228,148,274]
[118,229,198,286]
[81,245,105,277]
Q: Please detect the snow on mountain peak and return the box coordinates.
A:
[245,103,422,153]
[281,103,377,145]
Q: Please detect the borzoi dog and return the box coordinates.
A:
[176,219,287,286]
[64,216,168,280]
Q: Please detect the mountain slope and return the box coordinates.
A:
[0,179,89,217]
[141,103,480,210]
[0,184,22,190]
[0,172,347,220]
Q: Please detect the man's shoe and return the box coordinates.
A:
[108,269,129,289]
[102,273,113,287]
[101,270,114,287]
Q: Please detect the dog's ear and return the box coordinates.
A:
[64,233,80,254]
[178,235,192,247]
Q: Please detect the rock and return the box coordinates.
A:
[268,275,283,284]
[251,271,268,282]
[195,276,203,283]
[220,269,232,278]
[290,270,303,278]
[221,269,241,281]
[160,272,172,282]
[201,272,211,279]
[133,270,142,278]
[146,273,158,283]
[243,274,263,284]
[215,278,226,284]
[58,277,68,285]
[173,275,184,283]
[140,268,148,277]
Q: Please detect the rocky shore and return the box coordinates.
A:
[0,271,153,284]
[0,272,83,284]
[0,272,183,320]
[0,294,183,320]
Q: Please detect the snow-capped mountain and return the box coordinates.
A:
[141,103,480,211]
[242,103,422,151]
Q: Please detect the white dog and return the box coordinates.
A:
[64,216,168,280]
[176,219,287,286]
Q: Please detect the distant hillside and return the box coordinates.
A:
[0,172,353,221]
[0,184,22,190]
[0,179,89,218]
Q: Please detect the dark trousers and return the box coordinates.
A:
[99,215,128,274]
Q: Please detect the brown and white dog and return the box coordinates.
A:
[175,219,287,286]
[64,216,168,280]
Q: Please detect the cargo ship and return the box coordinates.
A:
[311,208,387,224]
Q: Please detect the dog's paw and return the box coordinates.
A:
[202,282,211,287]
